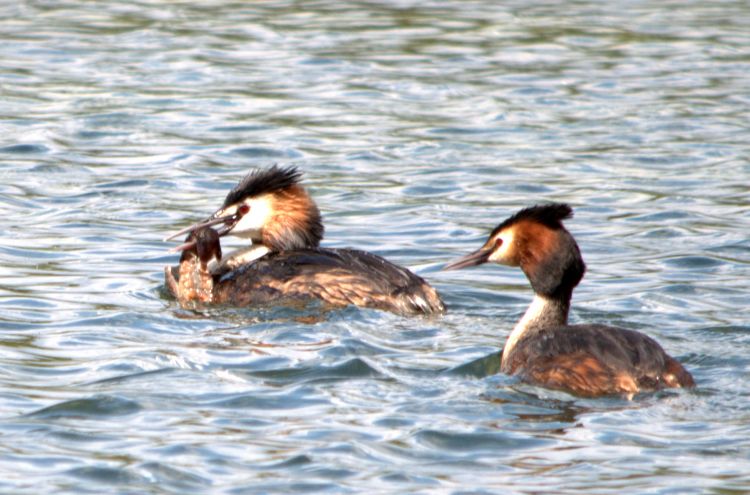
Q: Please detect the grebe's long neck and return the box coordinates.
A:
[500,225,584,371]
[210,244,271,275]
[500,292,570,372]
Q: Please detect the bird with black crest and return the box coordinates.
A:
[165,165,444,316]
[445,203,694,397]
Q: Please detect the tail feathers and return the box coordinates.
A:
[662,356,695,388]
[404,284,445,315]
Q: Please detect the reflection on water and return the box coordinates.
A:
[1,0,750,493]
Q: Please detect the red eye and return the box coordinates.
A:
[495,238,503,248]
[238,204,250,216]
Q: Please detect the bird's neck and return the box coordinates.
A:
[209,244,270,274]
[262,187,323,251]
[500,292,570,371]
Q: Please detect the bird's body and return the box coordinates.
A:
[167,245,442,315]
[164,166,444,316]
[445,203,693,397]
[504,320,693,397]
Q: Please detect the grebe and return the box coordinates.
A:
[164,165,444,315]
[444,203,694,397]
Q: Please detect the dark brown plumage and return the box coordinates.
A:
[213,248,444,315]
[506,324,694,397]
[165,227,444,315]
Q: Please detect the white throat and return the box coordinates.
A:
[502,294,564,367]
[209,244,271,274]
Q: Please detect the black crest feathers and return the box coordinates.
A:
[223,165,303,207]
[491,203,573,238]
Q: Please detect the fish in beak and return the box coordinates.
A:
[163,205,247,252]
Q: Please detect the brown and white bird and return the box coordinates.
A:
[445,203,694,397]
[165,165,444,316]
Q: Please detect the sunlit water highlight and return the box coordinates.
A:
[1,1,749,493]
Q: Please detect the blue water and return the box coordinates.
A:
[1,1,749,493]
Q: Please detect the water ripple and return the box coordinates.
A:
[27,395,142,420]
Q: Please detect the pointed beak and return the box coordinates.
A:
[163,208,241,252]
[163,213,233,242]
[443,246,492,271]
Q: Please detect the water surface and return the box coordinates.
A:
[1,1,749,493]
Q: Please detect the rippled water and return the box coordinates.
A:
[1,1,749,493]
